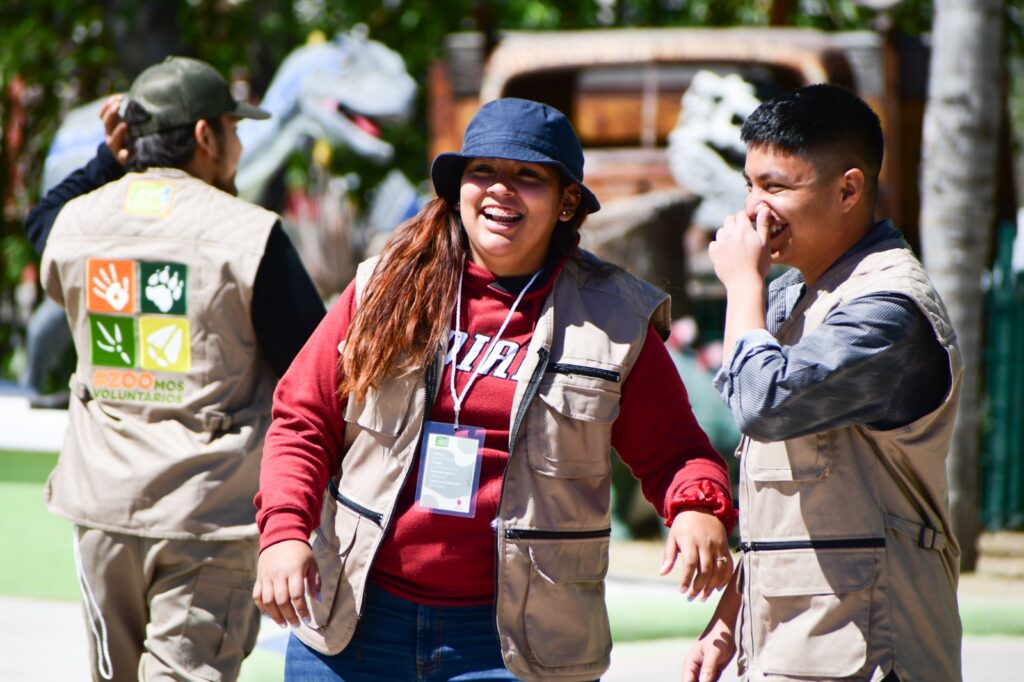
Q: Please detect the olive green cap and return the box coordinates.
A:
[127,56,269,138]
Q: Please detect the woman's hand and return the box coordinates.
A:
[253,539,321,628]
[659,509,733,601]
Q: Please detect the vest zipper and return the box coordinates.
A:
[355,355,440,616]
[738,537,885,552]
[504,528,611,541]
[493,346,550,623]
[508,347,549,455]
[548,362,620,383]
[329,480,383,527]
[422,356,440,420]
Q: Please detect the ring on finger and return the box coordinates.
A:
[714,556,730,564]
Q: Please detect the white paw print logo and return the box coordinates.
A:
[144,265,184,313]
[92,264,130,311]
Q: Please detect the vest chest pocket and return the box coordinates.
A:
[526,380,620,478]
[743,432,832,482]
[343,371,418,443]
[523,538,612,668]
[308,495,361,629]
[751,548,879,678]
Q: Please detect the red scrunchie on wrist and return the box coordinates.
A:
[668,479,737,534]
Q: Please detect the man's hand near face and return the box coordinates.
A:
[709,207,772,359]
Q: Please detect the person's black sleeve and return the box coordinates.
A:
[251,223,327,377]
[24,143,126,255]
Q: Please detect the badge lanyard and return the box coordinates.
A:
[414,264,541,518]
[449,266,541,430]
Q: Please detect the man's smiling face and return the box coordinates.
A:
[743,144,851,284]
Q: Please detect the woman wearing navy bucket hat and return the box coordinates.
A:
[253,98,735,681]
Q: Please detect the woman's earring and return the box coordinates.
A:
[560,208,573,217]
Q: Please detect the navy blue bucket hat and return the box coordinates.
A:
[431,98,601,214]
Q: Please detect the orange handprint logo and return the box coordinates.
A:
[87,259,135,314]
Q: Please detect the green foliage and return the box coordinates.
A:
[0,2,122,203]
[2,0,1020,382]
[0,2,122,380]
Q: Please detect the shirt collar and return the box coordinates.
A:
[782,219,901,290]
[771,220,900,319]
[827,219,902,275]
[463,250,567,298]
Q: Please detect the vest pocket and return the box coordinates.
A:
[308,495,361,629]
[744,432,831,481]
[752,548,878,678]
[526,381,620,478]
[523,537,612,668]
[343,370,418,438]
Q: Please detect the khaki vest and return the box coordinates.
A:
[736,237,963,682]
[293,253,670,681]
[40,167,278,539]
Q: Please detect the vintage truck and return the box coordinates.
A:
[427,27,926,324]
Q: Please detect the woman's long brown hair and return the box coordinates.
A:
[340,186,588,402]
[339,197,464,401]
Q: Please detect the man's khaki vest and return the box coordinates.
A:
[40,167,278,539]
[736,237,963,682]
[292,253,670,681]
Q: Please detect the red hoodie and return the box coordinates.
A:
[256,258,734,605]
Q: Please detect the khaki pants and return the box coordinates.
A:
[74,526,260,682]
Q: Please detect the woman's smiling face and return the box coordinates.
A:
[459,157,579,276]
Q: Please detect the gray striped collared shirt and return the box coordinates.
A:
[713,221,950,443]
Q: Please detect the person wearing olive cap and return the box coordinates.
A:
[252,97,735,680]
[25,56,325,680]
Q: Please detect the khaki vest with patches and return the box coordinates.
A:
[293,253,670,682]
[736,237,963,682]
[40,167,278,539]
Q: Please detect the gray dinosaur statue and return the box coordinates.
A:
[42,27,417,203]
[236,26,417,204]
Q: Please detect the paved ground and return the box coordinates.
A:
[5,538,1024,680]
[0,395,67,452]
[4,589,1022,681]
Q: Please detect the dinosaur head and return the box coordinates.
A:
[238,27,417,167]
[43,28,419,205]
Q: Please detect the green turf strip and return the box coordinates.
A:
[3,449,1022,647]
[0,450,79,602]
[239,648,285,682]
[607,592,716,641]
[959,599,1024,637]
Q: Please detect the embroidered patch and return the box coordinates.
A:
[125,181,173,216]
[87,259,135,314]
[140,262,187,315]
[139,317,191,372]
[89,314,136,368]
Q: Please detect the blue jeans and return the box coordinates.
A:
[284,584,520,681]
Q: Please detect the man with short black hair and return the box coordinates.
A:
[684,84,962,682]
[26,56,325,680]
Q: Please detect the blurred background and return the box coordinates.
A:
[0,1,1023,678]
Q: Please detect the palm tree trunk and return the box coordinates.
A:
[919,0,1005,571]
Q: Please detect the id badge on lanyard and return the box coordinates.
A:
[415,421,485,517]
[414,265,540,518]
